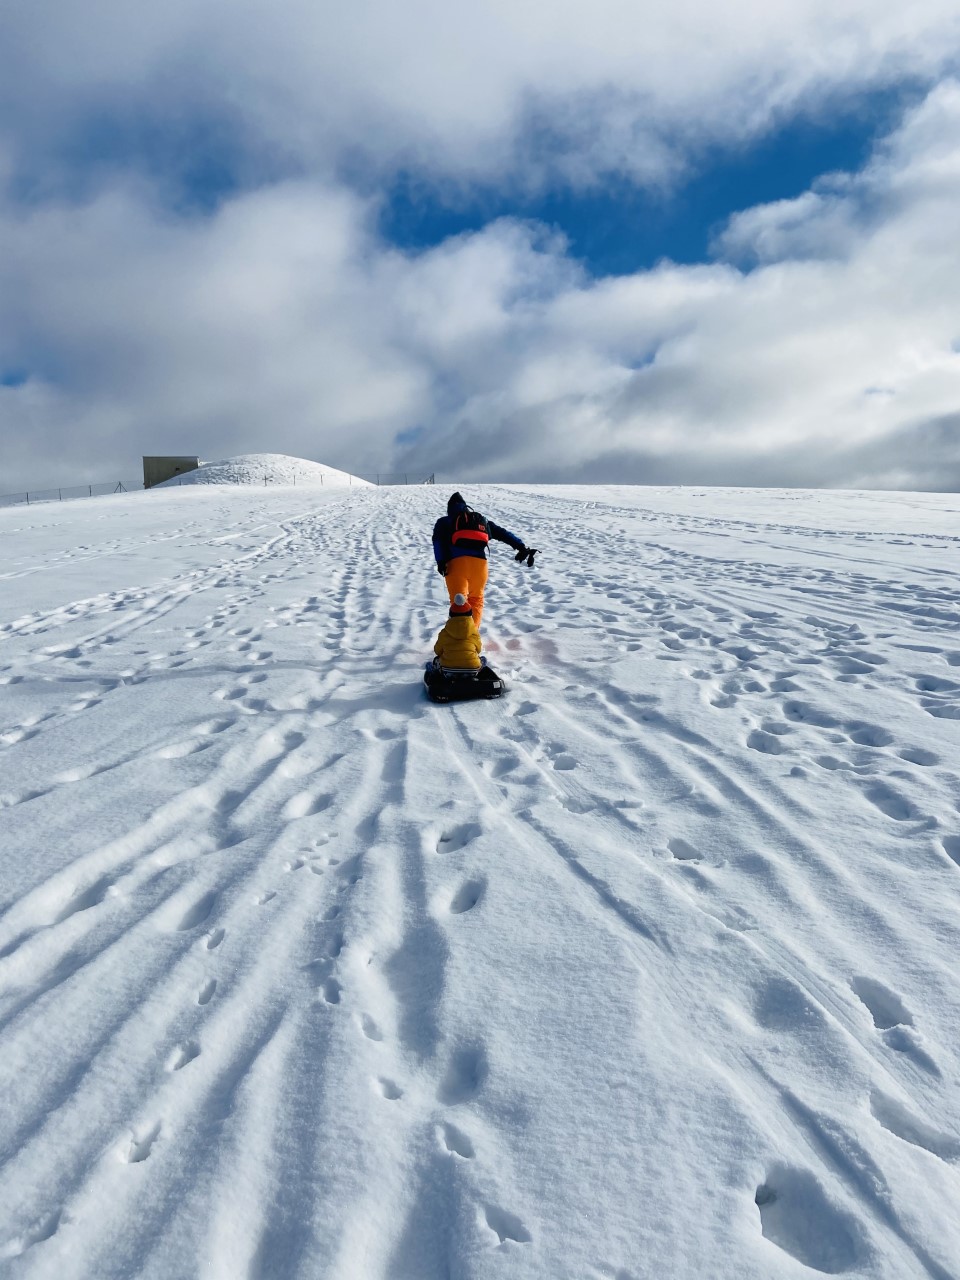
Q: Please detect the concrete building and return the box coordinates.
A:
[143,456,201,489]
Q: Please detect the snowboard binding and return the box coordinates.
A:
[423,659,505,704]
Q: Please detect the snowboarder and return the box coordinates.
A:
[434,593,483,670]
[432,492,536,629]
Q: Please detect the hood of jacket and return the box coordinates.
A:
[442,614,476,636]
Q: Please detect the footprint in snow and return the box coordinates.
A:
[335,854,363,885]
[485,752,522,779]
[558,794,596,815]
[747,729,786,756]
[850,976,912,1030]
[0,1208,67,1258]
[213,687,247,702]
[377,1078,403,1101]
[850,976,941,1071]
[175,892,217,931]
[440,1122,475,1158]
[915,674,958,693]
[166,1042,201,1072]
[436,823,483,854]
[483,1205,532,1245]
[861,781,924,823]
[667,838,701,863]
[360,1014,383,1041]
[122,1122,162,1165]
[781,700,839,728]
[284,791,333,820]
[755,1164,865,1273]
[449,878,485,914]
[438,1044,488,1105]
[883,1027,941,1076]
[898,746,939,766]
[55,876,113,923]
[870,1091,960,1161]
[194,718,234,736]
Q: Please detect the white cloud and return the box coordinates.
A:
[3,0,960,189]
[2,48,960,489]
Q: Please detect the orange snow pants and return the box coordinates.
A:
[445,556,489,629]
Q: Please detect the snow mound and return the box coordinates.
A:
[155,453,371,488]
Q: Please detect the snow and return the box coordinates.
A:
[1,481,959,1279]
[153,452,371,489]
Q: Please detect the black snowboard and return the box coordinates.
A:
[423,662,505,703]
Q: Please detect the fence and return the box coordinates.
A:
[0,469,436,508]
[0,480,143,508]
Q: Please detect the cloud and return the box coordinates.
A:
[2,36,960,490]
[3,0,960,195]
[402,83,960,488]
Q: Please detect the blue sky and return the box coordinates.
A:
[381,87,916,276]
[35,79,911,276]
[2,1,960,490]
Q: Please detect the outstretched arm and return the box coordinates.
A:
[487,519,526,553]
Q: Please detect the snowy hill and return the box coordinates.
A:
[1,482,959,1278]
[154,452,371,488]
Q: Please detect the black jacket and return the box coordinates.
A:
[433,501,524,566]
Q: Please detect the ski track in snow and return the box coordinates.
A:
[0,483,959,1278]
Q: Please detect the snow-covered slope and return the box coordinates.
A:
[154,452,371,488]
[1,483,959,1279]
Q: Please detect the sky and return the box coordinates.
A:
[2,1,960,491]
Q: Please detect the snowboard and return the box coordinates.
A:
[423,661,505,704]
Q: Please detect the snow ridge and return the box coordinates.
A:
[154,452,371,488]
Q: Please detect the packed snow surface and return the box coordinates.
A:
[154,452,370,488]
[1,482,959,1279]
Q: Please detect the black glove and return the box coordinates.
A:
[515,547,538,567]
[437,560,448,576]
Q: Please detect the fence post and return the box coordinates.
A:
[89,486,92,497]
[26,492,30,505]
[59,489,62,501]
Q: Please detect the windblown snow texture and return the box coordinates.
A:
[1,481,959,1279]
